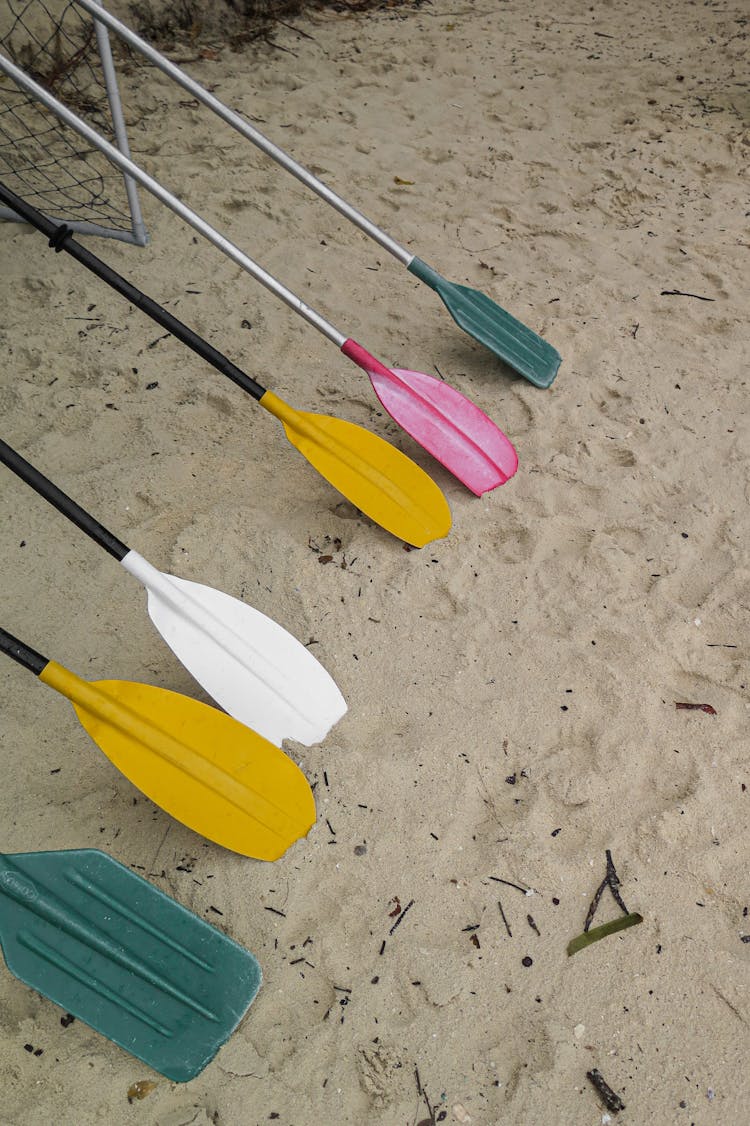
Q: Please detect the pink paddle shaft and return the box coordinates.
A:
[340,339,518,496]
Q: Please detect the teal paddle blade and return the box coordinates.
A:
[407,257,561,389]
[0,849,261,1082]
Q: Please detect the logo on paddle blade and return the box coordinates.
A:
[0,870,38,903]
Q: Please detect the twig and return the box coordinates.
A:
[660,289,715,301]
[605,849,628,915]
[414,1066,436,1125]
[277,19,316,41]
[389,899,415,935]
[586,1068,626,1113]
[569,850,642,954]
[584,849,628,930]
[583,875,609,933]
[489,876,529,894]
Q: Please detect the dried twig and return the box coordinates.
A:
[587,1068,626,1113]
[568,850,643,955]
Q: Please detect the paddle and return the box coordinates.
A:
[0,847,261,1081]
[0,628,316,861]
[0,182,450,547]
[73,0,561,389]
[0,61,517,496]
[0,439,346,748]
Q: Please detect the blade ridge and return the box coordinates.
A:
[64,868,214,971]
[147,576,314,720]
[378,370,510,475]
[297,414,439,525]
[450,299,555,362]
[74,690,301,840]
[18,930,176,1036]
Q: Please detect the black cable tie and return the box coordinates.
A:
[49,224,74,253]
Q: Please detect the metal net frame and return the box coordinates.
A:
[0,0,147,244]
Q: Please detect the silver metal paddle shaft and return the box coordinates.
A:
[74,0,413,267]
[0,53,347,347]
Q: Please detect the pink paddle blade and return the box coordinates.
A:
[341,340,518,496]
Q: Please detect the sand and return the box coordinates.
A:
[1,0,748,1122]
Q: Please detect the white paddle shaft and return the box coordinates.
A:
[74,0,413,267]
[0,53,347,347]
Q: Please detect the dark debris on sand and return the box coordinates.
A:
[127,0,431,47]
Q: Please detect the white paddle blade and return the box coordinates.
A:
[120,552,346,746]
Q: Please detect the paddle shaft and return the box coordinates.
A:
[0,627,47,675]
[0,184,268,405]
[2,184,413,414]
[0,54,348,348]
[0,438,128,562]
[74,0,413,266]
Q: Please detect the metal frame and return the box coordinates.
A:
[0,0,147,245]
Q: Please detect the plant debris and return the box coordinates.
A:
[568,913,643,956]
[127,1080,157,1102]
[389,898,414,934]
[675,701,717,714]
[586,1068,625,1113]
[660,288,715,301]
[568,850,643,955]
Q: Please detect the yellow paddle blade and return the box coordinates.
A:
[39,662,315,861]
[260,391,451,547]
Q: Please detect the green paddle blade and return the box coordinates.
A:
[0,849,261,1082]
[407,257,561,389]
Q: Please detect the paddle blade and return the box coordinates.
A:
[407,257,561,389]
[40,663,316,861]
[341,342,517,496]
[121,552,347,748]
[0,849,260,1081]
[259,391,451,547]
[386,368,518,495]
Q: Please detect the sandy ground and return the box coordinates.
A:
[1,0,748,1122]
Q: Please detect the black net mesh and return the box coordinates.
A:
[0,0,141,239]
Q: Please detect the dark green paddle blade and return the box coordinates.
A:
[0,849,261,1082]
[407,257,561,389]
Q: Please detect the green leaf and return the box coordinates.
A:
[567,913,643,956]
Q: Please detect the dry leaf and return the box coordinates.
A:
[127,1080,157,1102]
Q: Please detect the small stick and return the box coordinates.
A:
[584,850,629,930]
[586,1068,625,1113]
[498,899,512,937]
[489,876,529,894]
[389,898,415,935]
[414,1066,436,1125]
[605,849,629,915]
[583,876,608,932]
[660,289,715,301]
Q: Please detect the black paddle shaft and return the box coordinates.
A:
[0,183,267,402]
[0,627,47,675]
[0,439,129,562]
